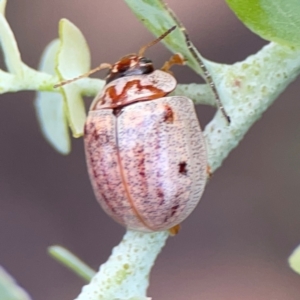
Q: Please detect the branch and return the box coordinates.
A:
[75,231,167,300]
[205,42,300,171]
[174,83,215,106]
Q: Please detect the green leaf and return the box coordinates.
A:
[289,245,300,275]
[0,266,31,300]
[124,0,206,76]
[56,18,91,137]
[48,245,96,282]
[0,2,23,76]
[35,39,71,155]
[226,0,300,47]
[0,0,7,15]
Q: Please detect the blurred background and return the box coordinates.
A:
[1,0,300,299]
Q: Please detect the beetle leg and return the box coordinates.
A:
[207,165,213,180]
[161,53,185,74]
[169,224,181,236]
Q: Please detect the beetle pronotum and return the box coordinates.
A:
[55,26,229,234]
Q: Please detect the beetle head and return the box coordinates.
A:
[106,54,154,84]
[106,26,176,84]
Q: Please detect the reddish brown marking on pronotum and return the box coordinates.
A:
[103,79,167,108]
[91,69,177,111]
[57,26,213,233]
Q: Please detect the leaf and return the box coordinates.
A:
[0,266,31,300]
[289,245,300,275]
[0,0,7,15]
[35,39,71,155]
[48,245,96,282]
[226,0,300,47]
[0,4,23,76]
[56,18,91,137]
[124,0,206,76]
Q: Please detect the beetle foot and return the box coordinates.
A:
[161,53,185,73]
[169,224,181,236]
[207,165,213,179]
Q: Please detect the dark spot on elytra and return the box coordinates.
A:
[139,171,145,177]
[92,168,98,178]
[133,145,146,179]
[164,205,180,222]
[163,105,174,123]
[157,189,164,205]
[157,189,164,198]
[178,161,187,175]
[171,205,179,217]
[91,129,110,144]
[138,157,145,177]
[84,121,96,136]
[92,129,99,140]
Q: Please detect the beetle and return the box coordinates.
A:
[56,26,229,234]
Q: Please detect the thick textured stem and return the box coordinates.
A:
[174,83,215,106]
[75,231,168,300]
[75,42,300,300]
[204,43,300,171]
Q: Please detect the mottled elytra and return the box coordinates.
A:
[55,26,229,233]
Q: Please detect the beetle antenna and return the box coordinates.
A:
[54,63,112,88]
[138,25,177,57]
[160,2,231,124]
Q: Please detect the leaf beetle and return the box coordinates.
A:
[56,26,229,234]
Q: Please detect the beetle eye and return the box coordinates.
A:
[140,57,152,64]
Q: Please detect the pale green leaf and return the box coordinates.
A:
[289,245,300,275]
[0,11,23,76]
[35,39,71,154]
[124,0,205,76]
[56,18,91,137]
[226,0,300,47]
[0,0,7,15]
[58,84,86,138]
[48,245,96,282]
[0,266,31,300]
